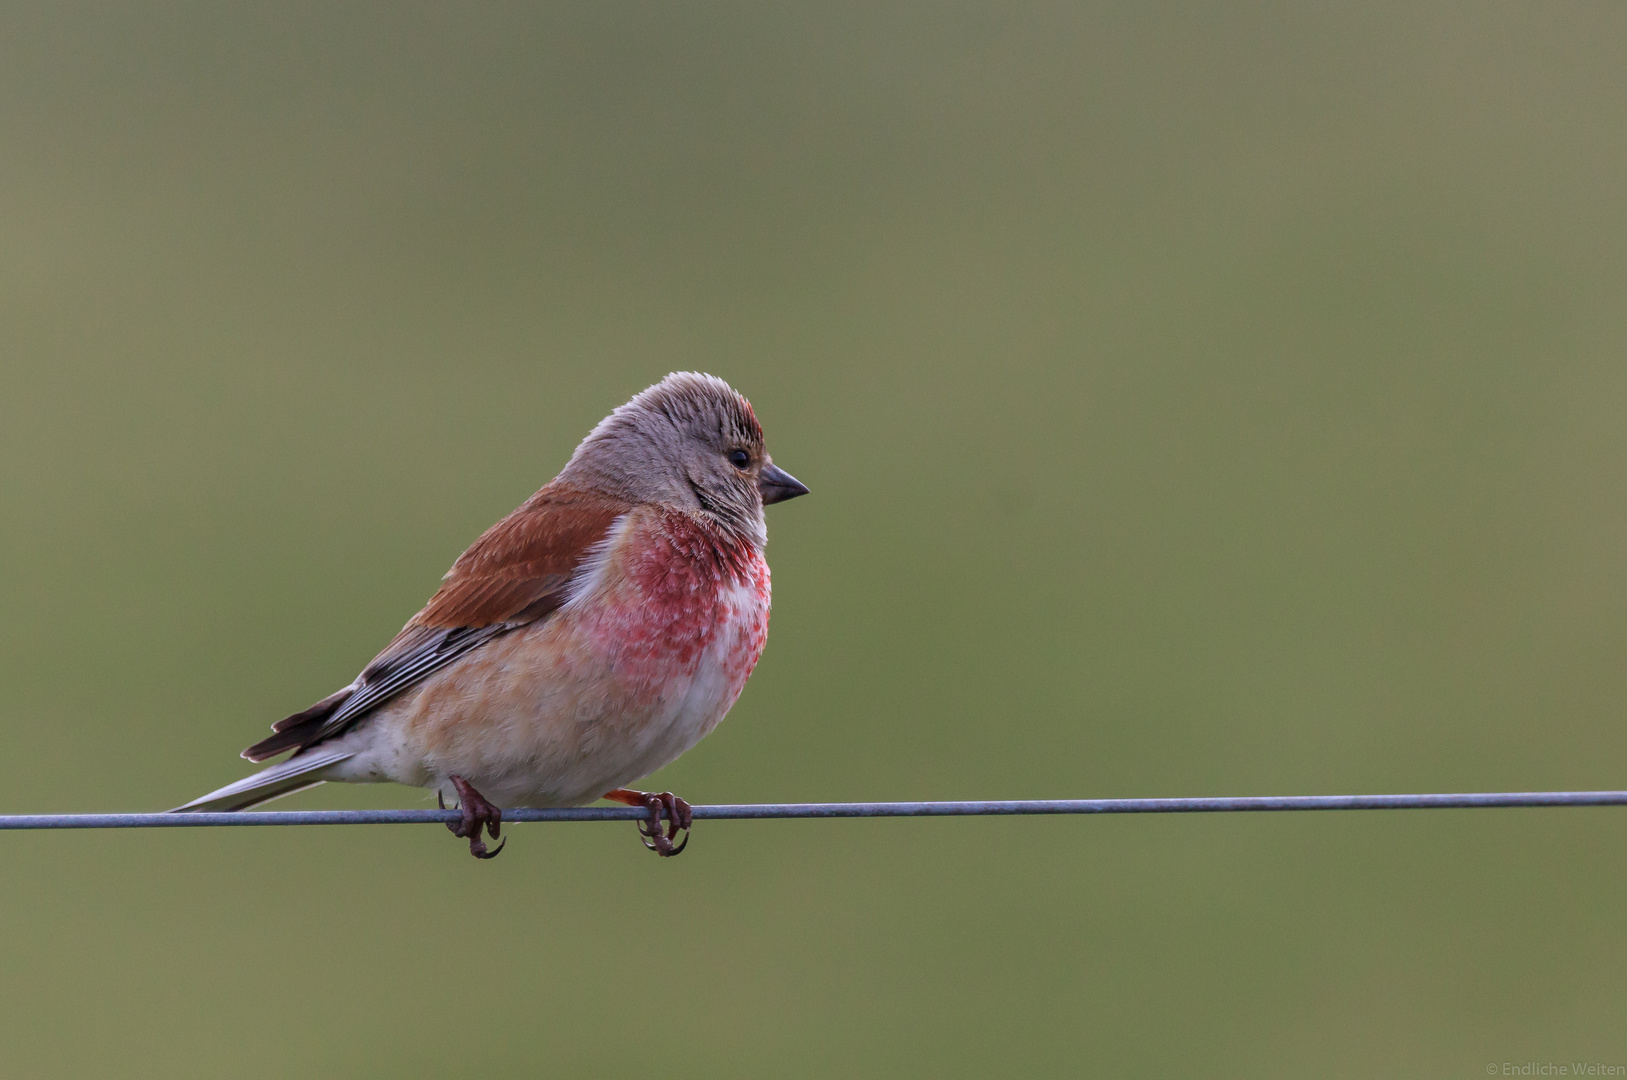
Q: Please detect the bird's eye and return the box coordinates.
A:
[727,449,751,469]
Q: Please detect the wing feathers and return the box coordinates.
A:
[306,625,510,745]
[273,685,354,733]
[414,484,625,629]
[242,483,629,761]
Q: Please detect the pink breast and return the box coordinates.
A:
[582,510,770,700]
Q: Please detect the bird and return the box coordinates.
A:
[175,372,808,859]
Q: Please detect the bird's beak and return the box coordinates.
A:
[759,463,809,504]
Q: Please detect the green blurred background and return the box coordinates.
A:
[4,2,1627,1075]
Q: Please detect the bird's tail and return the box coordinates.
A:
[171,747,355,813]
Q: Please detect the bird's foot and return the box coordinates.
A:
[604,788,692,857]
[441,775,505,860]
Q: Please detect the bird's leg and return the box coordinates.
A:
[603,788,692,857]
[440,775,506,860]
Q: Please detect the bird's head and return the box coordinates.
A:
[561,372,808,543]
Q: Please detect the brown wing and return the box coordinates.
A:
[243,482,629,761]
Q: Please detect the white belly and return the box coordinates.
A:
[328,578,768,807]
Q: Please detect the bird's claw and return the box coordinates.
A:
[442,776,505,859]
[634,791,692,857]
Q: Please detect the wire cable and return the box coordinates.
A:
[3,790,1627,830]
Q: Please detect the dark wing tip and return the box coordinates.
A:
[244,686,354,761]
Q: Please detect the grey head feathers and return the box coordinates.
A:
[559,372,772,543]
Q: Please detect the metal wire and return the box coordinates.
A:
[3,791,1627,830]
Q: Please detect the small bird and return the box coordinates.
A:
[176,373,807,858]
